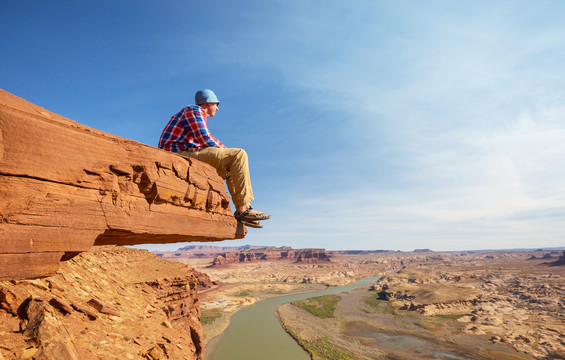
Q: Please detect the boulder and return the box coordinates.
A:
[87,298,120,317]
[0,88,246,280]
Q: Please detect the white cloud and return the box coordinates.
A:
[256,97,565,250]
[176,1,565,251]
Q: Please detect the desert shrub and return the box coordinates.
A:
[415,320,443,331]
[363,293,396,315]
[291,295,341,318]
[432,314,469,320]
[306,338,360,360]
[283,326,359,360]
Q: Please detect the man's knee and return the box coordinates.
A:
[223,148,247,163]
[232,148,247,160]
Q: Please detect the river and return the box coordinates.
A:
[205,276,381,360]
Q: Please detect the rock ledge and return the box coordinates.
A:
[0,89,245,280]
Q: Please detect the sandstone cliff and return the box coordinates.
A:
[0,89,246,280]
[0,246,207,360]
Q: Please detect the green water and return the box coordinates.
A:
[205,276,381,360]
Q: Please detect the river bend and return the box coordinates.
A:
[206,276,380,360]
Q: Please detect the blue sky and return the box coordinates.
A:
[2,1,564,251]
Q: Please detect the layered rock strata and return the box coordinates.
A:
[0,89,245,280]
[0,246,207,360]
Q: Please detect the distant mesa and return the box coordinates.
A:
[552,251,565,266]
[528,251,565,266]
[155,245,277,259]
[156,247,398,260]
[178,244,266,253]
[333,250,392,255]
[0,88,245,280]
[210,247,331,267]
[528,251,561,262]
[413,249,433,253]
[179,244,264,251]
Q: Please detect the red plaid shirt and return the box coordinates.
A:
[158,105,225,152]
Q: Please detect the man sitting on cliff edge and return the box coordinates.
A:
[158,89,270,228]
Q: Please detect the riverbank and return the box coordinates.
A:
[200,282,328,344]
[275,291,386,360]
[177,253,407,345]
[205,276,381,360]
[276,283,481,360]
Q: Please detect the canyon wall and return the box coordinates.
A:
[0,89,245,280]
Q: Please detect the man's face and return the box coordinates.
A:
[202,103,219,117]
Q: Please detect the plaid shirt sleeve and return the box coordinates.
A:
[158,105,226,152]
[184,107,226,149]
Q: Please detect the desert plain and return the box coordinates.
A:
[164,246,565,360]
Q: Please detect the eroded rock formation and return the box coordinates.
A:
[368,254,565,358]
[294,249,332,263]
[0,89,245,280]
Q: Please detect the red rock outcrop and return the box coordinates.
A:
[0,246,205,360]
[192,269,215,291]
[0,89,246,280]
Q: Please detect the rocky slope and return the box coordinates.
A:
[0,246,209,360]
[0,88,245,280]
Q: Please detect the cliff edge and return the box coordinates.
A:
[0,89,246,280]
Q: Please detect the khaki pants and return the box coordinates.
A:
[179,147,254,207]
